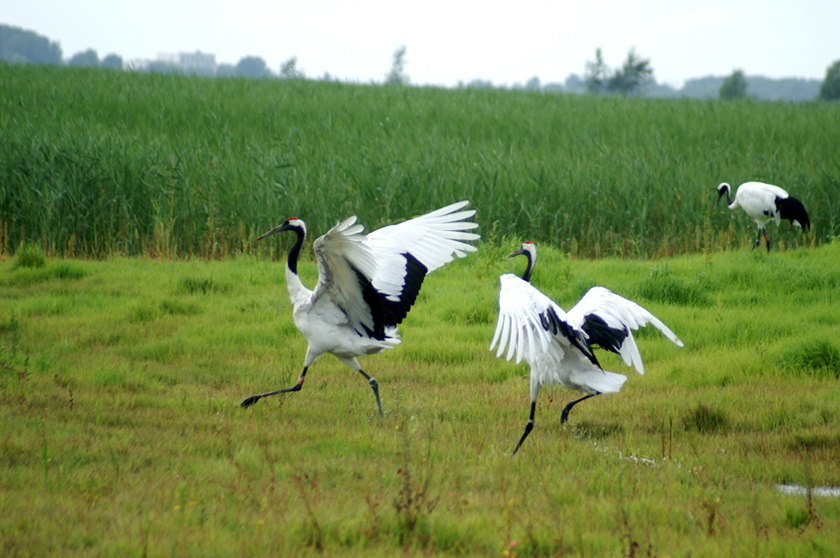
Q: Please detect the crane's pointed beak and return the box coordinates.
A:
[257,222,289,241]
[506,248,526,259]
[713,189,725,210]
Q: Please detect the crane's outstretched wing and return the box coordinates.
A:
[490,274,595,367]
[311,201,479,340]
[565,287,683,374]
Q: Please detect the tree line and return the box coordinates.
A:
[3,23,839,101]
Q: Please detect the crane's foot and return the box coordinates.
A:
[512,421,534,456]
[240,383,302,409]
[369,378,383,417]
[560,393,598,424]
[240,395,261,408]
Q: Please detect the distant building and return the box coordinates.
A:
[127,51,217,75]
[169,51,216,74]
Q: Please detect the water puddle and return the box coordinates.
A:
[776,484,840,498]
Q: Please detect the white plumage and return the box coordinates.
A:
[714,181,810,251]
[490,242,684,455]
[241,201,480,414]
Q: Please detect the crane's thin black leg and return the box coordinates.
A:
[241,367,309,408]
[752,229,762,250]
[560,393,598,424]
[356,368,383,416]
[512,401,537,456]
[765,233,771,252]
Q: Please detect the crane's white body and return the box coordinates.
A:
[720,181,790,230]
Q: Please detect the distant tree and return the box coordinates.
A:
[819,60,840,101]
[236,56,269,78]
[101,53,123,70]
[0,24,62,64]
[215,63,238,78]
[524,76,541,91]
[385,45,409,85]
[542,82,564,93]
[563,73,585,94]
[460,79,494,89]
[607,48,653,95]
[719,69,748,100]
[280,56,304,79]
[69,49,99,67]
[584,48,609,94]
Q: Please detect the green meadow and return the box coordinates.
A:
[2,62,840,556]
[1,242,839,556]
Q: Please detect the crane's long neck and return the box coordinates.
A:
[286,227,305,276]
[721,184,733,206]
[285,227,310,304]
[521,252,535,283]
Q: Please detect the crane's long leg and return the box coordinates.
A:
[560,393,598,424]
[356,368,383,416]
[752,228,762,250]
[240,367,309,408]
[512,401,537,456]
[764,233,771,252]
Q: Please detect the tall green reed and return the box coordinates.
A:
[2,63,839,258]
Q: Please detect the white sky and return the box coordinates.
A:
[3,0,839,88]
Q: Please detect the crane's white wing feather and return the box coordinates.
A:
[566,287,683,374]
[310,202,479,339]
[310,216,380,336]
[490,274,578,366]
[366,200,480,299]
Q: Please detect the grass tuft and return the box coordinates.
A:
[683,403,730,434]
[777,338,840,378]
[160,298,202,316]
[12,242,46,270]
[636,265,709,307]
[177,276,231,295]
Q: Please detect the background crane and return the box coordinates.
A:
[714,181,810,251]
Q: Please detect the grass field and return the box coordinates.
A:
[2,62,840,259]
[2,241,839,556]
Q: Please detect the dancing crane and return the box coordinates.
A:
[490,242,683,455]
[714,181,810,252]
[241,201,480,415]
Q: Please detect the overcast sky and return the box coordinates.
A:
[4,0,839,88]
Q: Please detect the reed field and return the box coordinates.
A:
[2,62,840,259]
[1,243,839,556]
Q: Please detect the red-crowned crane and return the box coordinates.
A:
[714,181,810,252]
[490,242,684,455]
[241,201,480,415]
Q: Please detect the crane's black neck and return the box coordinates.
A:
[720,185,733,206]
[521,252,535,283]
[286,228,305,275]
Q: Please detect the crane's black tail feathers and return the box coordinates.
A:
[776,196,810,231]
